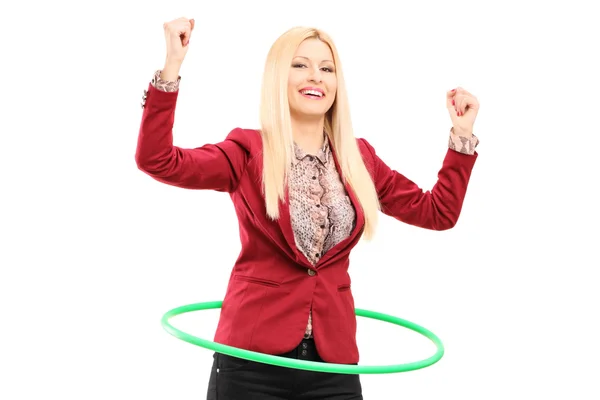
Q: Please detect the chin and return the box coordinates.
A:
[292,102,333,119]
[291,110,326,120]
[291,90,329,109]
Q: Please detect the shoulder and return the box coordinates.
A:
[223,127,263,154]
[356,137,375,155]
[355,137,378,169]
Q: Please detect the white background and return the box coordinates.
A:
[1,0,599,399]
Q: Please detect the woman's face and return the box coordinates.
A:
[287,38,337,120]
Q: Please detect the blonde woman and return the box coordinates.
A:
[136,17,480,400]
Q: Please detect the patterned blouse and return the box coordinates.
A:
[142,70,479,338]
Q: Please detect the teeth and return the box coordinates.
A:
[301,89,323,97]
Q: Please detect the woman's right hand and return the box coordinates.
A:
[163,17,195,66]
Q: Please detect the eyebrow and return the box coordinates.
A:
[294,56,334,64]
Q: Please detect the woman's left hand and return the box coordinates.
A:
[447,87,479,136]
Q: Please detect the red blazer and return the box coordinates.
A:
[136,83,478,364]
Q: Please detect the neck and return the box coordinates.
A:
[291,115,325,154]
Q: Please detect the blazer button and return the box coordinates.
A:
[307,269,316,276]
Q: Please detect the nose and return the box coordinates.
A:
[307,66,322,83]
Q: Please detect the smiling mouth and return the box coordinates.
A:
[299,89,325,99]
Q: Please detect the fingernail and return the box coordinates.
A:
[452,100,455,106]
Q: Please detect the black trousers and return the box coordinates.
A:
[206,338,363,399]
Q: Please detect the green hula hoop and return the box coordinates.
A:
[161,301,444,374]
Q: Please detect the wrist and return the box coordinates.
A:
[161,60,182,81]
[452,127,473,138]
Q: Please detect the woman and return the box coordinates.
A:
[136,17,480,400]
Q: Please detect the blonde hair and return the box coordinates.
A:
[259,27,381,240]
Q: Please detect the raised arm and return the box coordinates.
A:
[135,72,250,193]
[135,18,250,193]
[360,129,478,230]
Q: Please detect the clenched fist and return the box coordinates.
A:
[446,87,479,137]
[163,17,195,65]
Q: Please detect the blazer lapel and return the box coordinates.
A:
[330,136,365,239]
[276,185,312,267]
[314,137,365,267]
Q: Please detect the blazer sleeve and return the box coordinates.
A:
[359,137,478,230]
[135,83,251,192]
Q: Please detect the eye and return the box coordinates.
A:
[292,63,307,68]
[321,67,334,73]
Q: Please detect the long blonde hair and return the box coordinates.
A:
[259,27,381,240]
